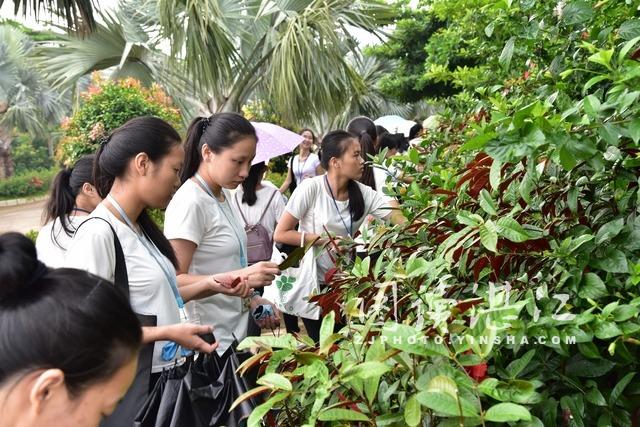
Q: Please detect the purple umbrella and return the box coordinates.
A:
[251,122,304,165]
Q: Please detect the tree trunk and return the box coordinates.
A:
[0,127,15,179]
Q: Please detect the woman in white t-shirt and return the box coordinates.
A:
[64,117,248,403]
[279,128,324,194]
[36,154,101,267]
[165,113,281,354]
[274,130,406,342]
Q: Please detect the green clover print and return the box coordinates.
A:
[276,275,296,293]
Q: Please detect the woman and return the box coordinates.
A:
[346,116,378,191]
[0,232,141,427]
[232,161,287,334]
[36,154,101,267]
[65,117,243,393]
[274,130,405,342]
[165,113,281,354]
[279,128,324,194]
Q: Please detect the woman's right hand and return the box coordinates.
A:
[166,323,218,354]
[209,274,252,298]
[244,261,281,287]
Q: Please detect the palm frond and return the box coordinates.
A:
[1,0,96,33]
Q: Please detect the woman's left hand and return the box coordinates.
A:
[250,296,281,330]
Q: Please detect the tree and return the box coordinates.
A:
[38,0,395,125]
[1,0,95,33]
[0,24,66,178]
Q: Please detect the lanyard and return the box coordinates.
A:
[193,173,248,268]
[324,175,352,237]
[297,154,310,182]
[106,195,187,317]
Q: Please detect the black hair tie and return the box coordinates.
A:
[99,135,110,147]
[201,116,211,133]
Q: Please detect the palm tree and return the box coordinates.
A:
[1,0,96,33]
[0,24,66,177]
[38,0,394,125]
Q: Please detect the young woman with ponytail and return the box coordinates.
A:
[164,113,281,353]
[274,130,406,342]
[64,117,248,407]
[35,154,101,267]
[347,116,379,191]
[279,128,324,194]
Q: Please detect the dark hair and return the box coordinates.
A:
[241,162,267,206]
[320,130,365,222]
[375,125,388,137]
[94,116,180,268]
[0,232,141,396]
[409,123,423,140]
[43,154,95,246]
[181,113,257,184]
[346,116,377,191]
[379,133,404,152]
[300,128,317,145]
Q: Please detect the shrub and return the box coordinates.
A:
[0,168,57,199]
[11,134,53,174]
[56,73,182,166]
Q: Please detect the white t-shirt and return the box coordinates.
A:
[291,153,321,183]
[232,182,286,238]
[286,175,392,282]
[36,215,86,268]
[64,204,182,373]
[164,179,249,353]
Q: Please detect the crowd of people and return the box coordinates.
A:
[0,113,416,426]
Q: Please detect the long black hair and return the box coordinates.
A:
[320,130,365,222]
[241,162,266,206]
[44,154,95,245]
[0,232,141,396]
[346,116,377,191]
[181,113,257,184]
[94,116,180,268]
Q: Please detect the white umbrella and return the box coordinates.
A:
[374,115,417,137]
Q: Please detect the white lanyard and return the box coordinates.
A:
[106,195,187,321]
[193,173,248,268]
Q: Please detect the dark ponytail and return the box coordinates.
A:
[320,130,365,222]
[0,232,141,395]
[241,162,266,206]
[44,154,95,242]
[346,116,378,191]
[94,116,181,268]
[181,113,257,184]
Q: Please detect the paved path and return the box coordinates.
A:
[0,200,46,234]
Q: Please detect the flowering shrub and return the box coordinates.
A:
[56,73,182,166]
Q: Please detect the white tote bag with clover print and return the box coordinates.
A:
[263,245,321,320]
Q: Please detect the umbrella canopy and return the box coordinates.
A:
[251,122,304,165]
[374,115,417,137]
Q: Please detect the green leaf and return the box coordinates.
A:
[583,75,610,94]
[578,273,608,300]
[479,189,498,216]
[484,402,532,422]
[619,20,640,41]
[613,305,639,322]
[341,361,391,381]
[562,1,594,25]
[626,118,640,144]
[567,186,579,213]
[480,220,498,253]
[404,395,422,426]
[565,356,616,377]
[619,35,640,62]
[591,247,628,273]
[318,408,369,422]
[609,373,635,407]
[594,321,623,340]
[585,386,607,406]
[485,22,495,38]
[415,391,479,417]
[588,49,614,70]
[490,158,502,191]
[496,217,531,242]
[257,373,292,391]
[427,375,458,398]
[583,95,602,118]
[595,218,624,245]
[506,349,535,378]
[319,310,335,354]
[499,37,515,70]
[461,132,496,151]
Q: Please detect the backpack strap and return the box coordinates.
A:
[234,192,251,227]
[257,189,279,225]
[76,217,129,299]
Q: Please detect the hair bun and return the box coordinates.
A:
[0,232,42,301]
